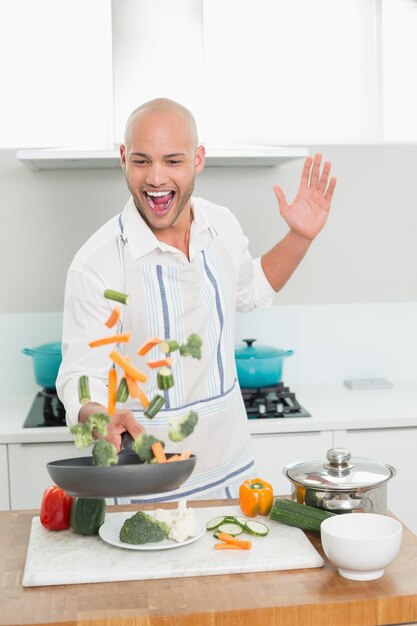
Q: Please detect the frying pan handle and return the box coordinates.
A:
[121,431,134,451]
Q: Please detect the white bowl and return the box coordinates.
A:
[320,513,402,581]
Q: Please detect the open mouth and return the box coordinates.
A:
[144,190,175,215]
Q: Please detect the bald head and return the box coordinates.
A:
[124,98,199,150]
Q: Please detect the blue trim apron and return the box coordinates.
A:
[116,201,255,502]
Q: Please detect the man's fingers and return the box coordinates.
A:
[300,156,313,188]
[309,153,322,189]
[324,177,337,202]
[273,185,288,209]
[318,161,331,193]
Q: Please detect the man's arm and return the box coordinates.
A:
[261,153,336,292]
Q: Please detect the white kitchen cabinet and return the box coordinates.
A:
[333,427,417,536]
[8,442,89,510]
[250,430,334,496]
[0,444,10,510]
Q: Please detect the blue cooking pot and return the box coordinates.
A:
[22,342,62,390]
[235,338,294,388]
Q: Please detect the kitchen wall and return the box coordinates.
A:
[1,145,417,394]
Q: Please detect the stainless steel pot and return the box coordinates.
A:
[284,448,396,514]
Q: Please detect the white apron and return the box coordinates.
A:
[116,204,255,503]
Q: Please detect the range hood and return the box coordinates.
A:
[16,145,308,170]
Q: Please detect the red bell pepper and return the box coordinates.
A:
[40,485,74,531]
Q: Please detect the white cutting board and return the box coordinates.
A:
[22,505,323,587]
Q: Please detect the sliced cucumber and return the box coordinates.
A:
[206,516,226,531]
[235,516,251,528]
[244,520,269,536]
[217,522,243,537]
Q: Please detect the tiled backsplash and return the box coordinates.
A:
[2,302,416,396]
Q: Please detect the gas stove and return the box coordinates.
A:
[23,388,67,428]
[241,383,311,419]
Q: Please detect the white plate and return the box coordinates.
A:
[99,511,206,551]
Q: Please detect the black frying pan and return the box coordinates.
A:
[46,433,196,498]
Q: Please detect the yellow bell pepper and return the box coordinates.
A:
[239,478,274,517]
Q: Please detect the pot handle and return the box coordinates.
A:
[22,347,35,357]
[282,349,295,357]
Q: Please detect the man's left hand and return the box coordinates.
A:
[273,153,337,241]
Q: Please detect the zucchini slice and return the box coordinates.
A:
[244,520,269,536]
[217,522,243,537]
[206,516,226,531]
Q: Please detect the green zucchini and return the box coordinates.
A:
[157,367,174,391]
[104,289,130,305]
[70,497,106,535]
[269,498,336,533]
[78,375,90,405]
[144,394,165,419]
[159,339,180,354]
[116,377,129,402]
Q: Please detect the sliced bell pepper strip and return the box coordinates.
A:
[104,305,121,329]
[109,351,148,383]
[167,454,181,463]
[107,367,117,415]
[179,450,191,461]
[89,332,131,348]
[239,478,274,517]
[137,336,161,356]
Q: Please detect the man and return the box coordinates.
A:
[56,98,336,502]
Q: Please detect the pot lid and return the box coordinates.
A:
[285,448,396,490]
[26,342,62,356]
[235,338,289,359]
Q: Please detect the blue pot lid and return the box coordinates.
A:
[235,338,291,359]
[24,342,62,356]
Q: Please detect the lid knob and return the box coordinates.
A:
[242,338,256,348]
[324,448,353,474]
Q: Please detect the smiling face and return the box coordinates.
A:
[120,102,205,236]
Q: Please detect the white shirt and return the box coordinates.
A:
[56,196,276,425]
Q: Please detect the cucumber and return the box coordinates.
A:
[104,289,130,305]
[217,523,243,537]
[159,339,180,354]
[206,516,226,531]
[78,375,90,405]
[157,367,174,391]
[144,394,165,419]
[235,516,251,528]
[116,377,129,402]
[244,520,269,536]
[269,498,336,533]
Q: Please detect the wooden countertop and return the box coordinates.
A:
[2,500,417,626]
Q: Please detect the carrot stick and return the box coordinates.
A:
[104,305,121,329]
[125,375,150,409]
[216,533,252,549]
[107,368,117,415]
[179,451,191,461]
[214,543,251,550]
[109,351,148,383]
[89,332,131,348]
[151,441,167,463]
[166,454,181,463]
[146,357,172,369]
[137,336,161,356]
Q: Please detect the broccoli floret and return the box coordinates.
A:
[87,412,110,436]
[168,410,199,442]
[70,423,95,449]
[179,333,202,359]
[119,511,170,544]
[92,439,118,467]
[132,433,165,463]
